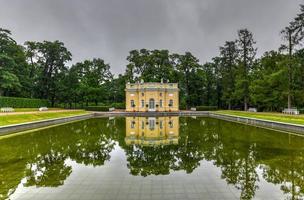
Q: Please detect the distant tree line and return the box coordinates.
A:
[1,4,304,111]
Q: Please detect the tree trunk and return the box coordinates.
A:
[51,98,55,107]
[288,29,292,109]
[244,97,248,111]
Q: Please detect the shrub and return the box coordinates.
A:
[110,102,125,109]
[85,106,110,111]
[299,108,304,114]
[0,97,49,108]
[196,106,218,111]
[179,105,187,110]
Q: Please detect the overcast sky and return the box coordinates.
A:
[0,0,302,74]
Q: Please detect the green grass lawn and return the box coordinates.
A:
[13,108,63,112]
[0,111,89,126]
[214,110,304,125]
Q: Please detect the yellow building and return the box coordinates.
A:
[125,82,179,112]
[125,116,179,146]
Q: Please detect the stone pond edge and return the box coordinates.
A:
[1,111,304,136]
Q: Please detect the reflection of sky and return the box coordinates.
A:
[11,144,283,200]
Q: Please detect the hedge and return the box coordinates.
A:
[0,97,49,108]
[196,106,218,111]
[110,102,125,109]
[85,106,110,111]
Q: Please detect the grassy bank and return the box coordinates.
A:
[0,110,89,126]
[214,110,304,125]
[13,108,63,112]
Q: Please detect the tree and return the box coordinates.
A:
[235,29,257,111]
[74,58,113,106]
[125,49,174,82]
[0,28,29,97]
[172,52,200,108]
[250,51,287,111]
[220,41,239,109]
[280,5,304,109]
[25,40,72,106]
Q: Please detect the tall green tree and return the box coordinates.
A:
[250,51,287,111]
[126,49,174,82]
[220,41,239,109]
[235,29,257,111]
[74,59,113,106]
[172,52,201,108]
[280,5,304,109]
[25,40,72,106]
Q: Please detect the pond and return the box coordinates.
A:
[1,116,304,200]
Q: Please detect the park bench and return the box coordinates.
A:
[248,108,257,112]
[109,107,115,112]
[282,108,300,115]
[0,107,15,112]
[39,107,48,111]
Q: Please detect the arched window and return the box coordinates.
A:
[149,98,155,110]
[149,119,155,130]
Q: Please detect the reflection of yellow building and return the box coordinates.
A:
[125,82,179,112]
[125,117,179,146]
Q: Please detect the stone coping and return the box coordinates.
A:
[1,111,304,136]
[0,113,94,136]
[210,112,304,135]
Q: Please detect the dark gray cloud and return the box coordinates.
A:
[0,0,301,74]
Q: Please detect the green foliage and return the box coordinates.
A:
[110,102,125,109]
[85,106,110,111]
[196,106,218,111]
[0,96,49,108]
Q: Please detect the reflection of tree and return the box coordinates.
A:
[24,152,72,187]
[198,119,264,200]
[0,118,122,199]
[0,160,27,200]
[69,128,115,166]
[125,145,175,176]
[121,117,205,176]
[262,152,304,200]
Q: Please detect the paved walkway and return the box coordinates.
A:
[0,109,83,116]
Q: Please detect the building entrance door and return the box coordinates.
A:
[149,98,155,111]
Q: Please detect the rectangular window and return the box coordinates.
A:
[159,99,163,108]
[141,100,145,108]
[131,100,135,107]
[169,99,173,107]
[141,92,144,96]
[149,119,155,130]
[141,121,145,129]
[131,121,135,128]
[160,93,162,97]
[160,120,163,129]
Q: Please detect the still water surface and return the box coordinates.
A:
[0,117,304,200]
